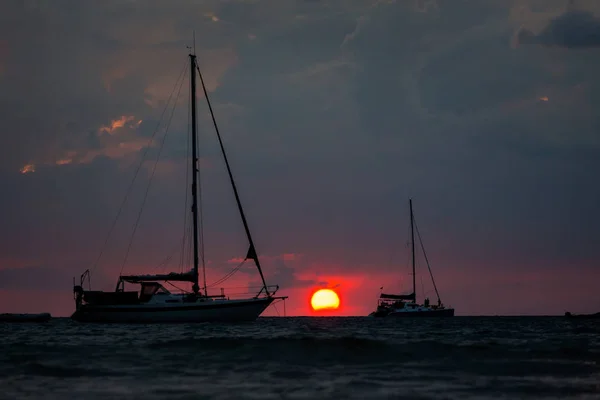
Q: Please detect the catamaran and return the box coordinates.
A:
[369,199,454,318]
[71,50,286,323]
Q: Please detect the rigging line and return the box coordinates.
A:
[165,281,190,294]
[191,62,207,293]
[208,262,244,285]
[187,213,194,274]
[184,213,193,274]
[179,202,192,273]
[157,248,175,271]
[196,102,207,296]
[206,260,246,288]
[156,237,186,272]
[186,214,193,270]
[269,298,288,316]
[270,303,281,317]
[413,216,442,303]
[119,65,188,276]
[408,212,413,294]
[207,267,242,288]
[179,212,191,273]
[195,61,270,295]
[90,61,188,275]
[176,213,186,273]
[179,79,192,273]
[214,285,264,290]
[181,214,193,276]
[180,219,188,274]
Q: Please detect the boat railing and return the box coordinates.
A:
[74,269,91,290]
[208,285,280,300]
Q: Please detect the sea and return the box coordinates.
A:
[0,317,598,399]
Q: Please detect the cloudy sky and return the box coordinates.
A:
[1,0,599,317]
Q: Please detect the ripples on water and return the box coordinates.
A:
[0,317,599,399]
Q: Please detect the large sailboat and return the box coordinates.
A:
[369,199,454,318]
[71,50,286,323]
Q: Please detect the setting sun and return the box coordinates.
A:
[310,289,340,311]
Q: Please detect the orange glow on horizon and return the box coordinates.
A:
[310,289,340,311]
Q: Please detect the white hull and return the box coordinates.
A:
[370,306,454,318]
[72,297,274,323]
[387,307,454,317]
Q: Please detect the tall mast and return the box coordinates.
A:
[410,198,416,301]
[189,52,200,295]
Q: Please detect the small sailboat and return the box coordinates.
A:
[71,49,286,323]
[369,199,454,318]
[564,311,600,319]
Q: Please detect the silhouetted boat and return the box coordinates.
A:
[71,49,286,323]
[0,313,51,322]
[369,199,454,318]
[564,311,600,319]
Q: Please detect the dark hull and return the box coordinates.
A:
[369,310,390,318]
[71,297,274,323]
[0,313,52,322]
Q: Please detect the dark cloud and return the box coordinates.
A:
[263,256,318,290]
[516,10,600,48]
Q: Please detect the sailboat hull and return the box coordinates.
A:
[387,308,455,317]
[71,297,274,323]
[370,308,455,318]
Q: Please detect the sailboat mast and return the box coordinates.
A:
[189,52,200,295]
[410,198,416,301]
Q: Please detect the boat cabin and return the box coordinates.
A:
[138,282,171,302]
[74,282,174,306]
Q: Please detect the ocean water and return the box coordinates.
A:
[0,317,598,399]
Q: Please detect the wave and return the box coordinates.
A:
[20,362,123,378]
[142,336,600,366]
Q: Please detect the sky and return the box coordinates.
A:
[1,0,599,317]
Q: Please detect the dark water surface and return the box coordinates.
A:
[1,317,599,399]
